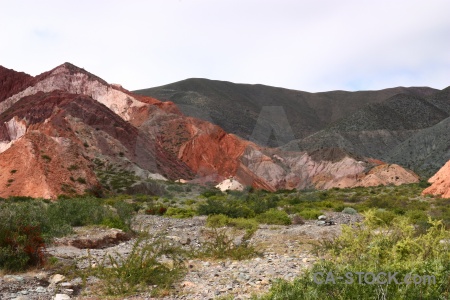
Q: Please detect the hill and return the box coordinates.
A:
[134,78,436,147]
[0,63,420,198]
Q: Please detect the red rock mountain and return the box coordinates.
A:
[0,63,419,198]
[422,160,450,198]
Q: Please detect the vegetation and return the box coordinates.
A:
[1,182,450,298]
[259,211,450,300]
[194,227,259,260]
[83,236,186,296]
[0,196,134,271]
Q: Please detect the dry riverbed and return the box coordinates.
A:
[0,213,362,300]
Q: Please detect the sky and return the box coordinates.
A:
[1,0,449,92]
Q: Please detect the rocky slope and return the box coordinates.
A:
[422,160,450,198]
[282,88,450,177]
[134,78,436,147]
[0,63,420,198]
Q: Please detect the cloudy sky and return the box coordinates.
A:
[1,0,449,92]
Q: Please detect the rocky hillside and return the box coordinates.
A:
[422,159,450,198]
[134,79,436,147]
[282,88,450,176]
[0,63,420,198]
[135,79,450,177]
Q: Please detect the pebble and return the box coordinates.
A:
[0,213,361,300]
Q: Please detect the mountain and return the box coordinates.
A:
[134,78,436,147]
[0,66,33,103]
[0,63,419,198]
[384,87,450,176]
[422,159,450,198]
[279,87,450,177]
[283,91,450,155]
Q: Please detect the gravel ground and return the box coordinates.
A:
[0,212,363,300]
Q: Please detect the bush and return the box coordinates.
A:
[297,208,322,220]
[47,197,108,227]
[0,225,46,271]
[259,211,450,300]
[206,215,258,233]
[145,205,167,216]
[373,209,397,225]
[197,198,255,218]
[256,209,291,225]
[342,207,357,215]
[86,236,186,296]
[165,207,196,219]
[206,214,229,228]
[195,227,258,260]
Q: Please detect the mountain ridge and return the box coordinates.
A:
[134,78,437,148]
[0,63,422,198]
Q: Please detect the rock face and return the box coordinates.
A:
[423,160,450,198]
[0,62,420,198]
[215,178,245,192]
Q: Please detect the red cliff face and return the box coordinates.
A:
[422,160,450,198]
[0,66,33,102]
[0,63,420,198]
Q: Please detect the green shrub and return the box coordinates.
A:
[405,209,429,224]
[195,227,258,260]
[145,205,167,216]
[67,164,79,171]
[342,207,357,215]
[41,154,51,162]
[101,217,127,231]
[47,197,107,227]
[206,214,229,228]
[256,209,291,225]
[76,177,87,184]
[165,207,196,219]
[259,211,450,300]
[206,215,258,232]
[201,188,223,198]
[226,217,259,232]
[86,236,186,296]
[297,208,322,220]
[0,225,46,271]
[197,198,255,218]
[373,209,397,225]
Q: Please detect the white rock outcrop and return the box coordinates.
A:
[215,178,245,192]
[0,65,146,121]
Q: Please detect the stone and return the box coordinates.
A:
[318,215,327,220]
[53,294,71,300]
[60,282,73,288]
[12,296,30,300]
[49,274,66,285]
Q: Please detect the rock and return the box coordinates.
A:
[35,286,46,293]
[49,274,66,285]
[318,215,327,220]
[180,236,191,245]
[55,228,132,249]
[215,177,245,192]
[53,294,71,300]
[4,275,24,282]
[423,160,450,198]
[12,296,30,300]
[182,281,196,288]
[317,220,326,226]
